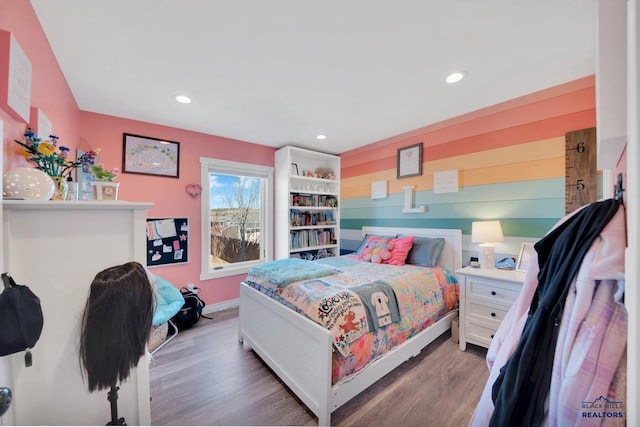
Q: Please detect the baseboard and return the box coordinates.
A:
[203,298,239,315]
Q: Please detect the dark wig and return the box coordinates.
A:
[79,261,155,392]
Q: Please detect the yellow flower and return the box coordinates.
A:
[19,147,31,158]
[37,142,56,156]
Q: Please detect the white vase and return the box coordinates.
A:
[3,168,55,200]
[90,181,120,200]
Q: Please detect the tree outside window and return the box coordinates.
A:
[200,158,273,280]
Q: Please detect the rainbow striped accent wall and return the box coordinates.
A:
[339,76,597,258]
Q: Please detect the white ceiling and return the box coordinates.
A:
[30,0,597,155]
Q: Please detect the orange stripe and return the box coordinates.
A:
[342,138,565,199]
[342,109,594,179]
[427,109,595,161]
[344,137,565,188]
[342,157,563,199]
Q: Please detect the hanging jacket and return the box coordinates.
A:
[469,198,625,427]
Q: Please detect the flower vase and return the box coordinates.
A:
[90,181,120,200]
[51,176,69,200]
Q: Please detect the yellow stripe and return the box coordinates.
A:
[342,137,565,199]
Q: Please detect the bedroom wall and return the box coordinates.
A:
[78,111,276,306]
[1,0,82,170]
[339,76,597,264]
[0,1,277,309]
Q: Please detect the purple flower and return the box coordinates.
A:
[59,146,70,158]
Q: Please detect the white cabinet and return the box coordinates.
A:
[456,266,525,351]
[275,146,340,260]
[2,200,153,425]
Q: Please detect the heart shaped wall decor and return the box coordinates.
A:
[185,184,202,198]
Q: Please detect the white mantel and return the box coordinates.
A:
[2,200,154,425]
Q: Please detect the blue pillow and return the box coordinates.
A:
[355,234,396,255]
[402,236,445,267]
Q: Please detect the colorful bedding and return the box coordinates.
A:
[244,254,459,384]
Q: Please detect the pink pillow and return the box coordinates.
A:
[384,236,415,265]
[358,237,393,263]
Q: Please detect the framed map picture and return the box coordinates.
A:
[123,133,180,178]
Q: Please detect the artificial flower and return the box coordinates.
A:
[90,164,119,181]
[14,128,99,179]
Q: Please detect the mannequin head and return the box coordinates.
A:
[79,261,154,392]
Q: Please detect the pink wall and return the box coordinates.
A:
[1,0,81,169]
[79,112,275,305]
[1,0,276,307]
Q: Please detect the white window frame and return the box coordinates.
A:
[200,157,273,280]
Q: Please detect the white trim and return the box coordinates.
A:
[203,298,239,315]
[200,157,273,280]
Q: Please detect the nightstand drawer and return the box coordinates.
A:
[457,266,525,351]
[468,281,520,305]
[467,322,497,346]
[468,301,509,323]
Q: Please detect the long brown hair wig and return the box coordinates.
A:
[79,262,154,392]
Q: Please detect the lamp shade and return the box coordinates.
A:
[471,220,504,243]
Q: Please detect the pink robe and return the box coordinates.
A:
[469,205,627,427]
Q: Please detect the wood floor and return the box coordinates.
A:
[149,308,489,426]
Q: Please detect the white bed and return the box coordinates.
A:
[238,226,462,426]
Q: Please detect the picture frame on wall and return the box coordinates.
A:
[122,133,180,178]
[516,242,536,272]
[397,142,423,179]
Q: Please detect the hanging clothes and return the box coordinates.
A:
[469,199,627,427]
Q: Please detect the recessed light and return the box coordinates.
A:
[445,72,465,84]
[317,134,327,140]
[175,94,192,104]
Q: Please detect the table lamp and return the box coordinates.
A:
[472,220,504,269]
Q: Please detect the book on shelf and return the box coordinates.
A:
[290,193,338,208]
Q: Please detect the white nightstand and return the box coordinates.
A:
[456,266,525,351]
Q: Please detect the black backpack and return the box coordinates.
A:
[0,273,44,367]
[171,287,207,331]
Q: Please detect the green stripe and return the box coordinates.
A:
[340,218,558,238]
[342,198,563,219]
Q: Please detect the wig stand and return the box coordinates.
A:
[106,386,126,426]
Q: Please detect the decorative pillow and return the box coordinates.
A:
[355,234,395,255]
[384,235,415,265]
[401,236,446,267]
[358,238,394,263]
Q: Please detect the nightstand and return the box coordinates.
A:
[456,266,525,351]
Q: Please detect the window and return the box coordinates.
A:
[200,157,273,280]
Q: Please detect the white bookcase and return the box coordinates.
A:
[275,146,340,260]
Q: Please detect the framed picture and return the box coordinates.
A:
[397,142,423,179]
[290,163,299,176]
[516,242,536,272]
[122,133,180,178]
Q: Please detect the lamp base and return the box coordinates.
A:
[478,243,495,269]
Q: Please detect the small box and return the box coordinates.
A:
[451,318,459,344]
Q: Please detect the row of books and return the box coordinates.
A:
[290,193,338,208]
[289,229,336,249]
[290,248,336,260]
[290,210,336,227]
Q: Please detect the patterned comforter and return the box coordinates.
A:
[244,254,459,384]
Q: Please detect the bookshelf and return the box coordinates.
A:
[275,146,340,259]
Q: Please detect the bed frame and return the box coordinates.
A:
[238,227,462,426]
